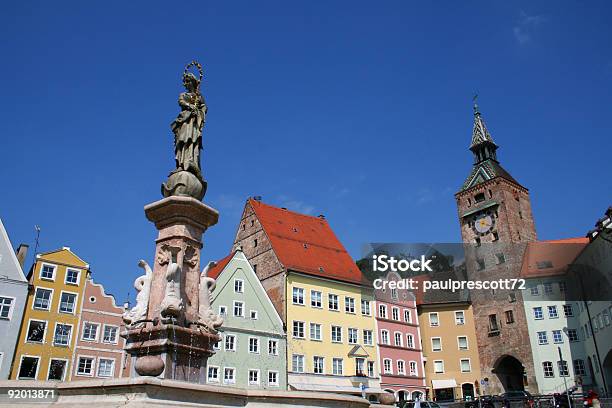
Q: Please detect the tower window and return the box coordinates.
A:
[488,189,493,198]
[467,198,472,207]
[474,193,485,203]
[492,231,499,241]
[254,239,258,247]
[475,237,481,247]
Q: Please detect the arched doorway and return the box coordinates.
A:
[495,355,525,392]
[462,383,475,399]
[398,390,410,402]
[413,391,423,401]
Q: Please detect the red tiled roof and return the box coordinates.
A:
[206,252,235,280]
[249,199,370,286]
[520,237,588,279]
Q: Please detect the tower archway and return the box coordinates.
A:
[494,355,525,392]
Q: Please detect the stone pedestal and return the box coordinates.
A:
[123,195,220,383]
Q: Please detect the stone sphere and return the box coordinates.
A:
[378,392,396,405]
[161,170,207,201]
[135,355,165,377]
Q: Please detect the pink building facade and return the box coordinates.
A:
[375,272,426,403]
[72,278,130,380]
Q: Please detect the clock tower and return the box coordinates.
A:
[456,102,536,244]
[455,101,539,394]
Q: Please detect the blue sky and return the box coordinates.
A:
[1,1,611,302]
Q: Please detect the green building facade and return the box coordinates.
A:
[206,250,287,389]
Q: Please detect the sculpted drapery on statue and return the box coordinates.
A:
[162,61,208,201]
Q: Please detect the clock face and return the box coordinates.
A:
[473,211,495,235]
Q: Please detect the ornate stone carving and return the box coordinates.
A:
[162,61,208,201]
[160,262,184,320]
[122,260,153,327]
[197,262,223,332]
[184,245,199,268]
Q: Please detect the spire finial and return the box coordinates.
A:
[473,93,480,115]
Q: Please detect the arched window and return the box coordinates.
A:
[409,361,418,376]
[406,334,415,348]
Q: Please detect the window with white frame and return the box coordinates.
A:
[331,326,342,342]
[530,285,540,295]
[248,337,259,353]
[77,357,94,376]
[333,358,343,375]
[18,356,39,379]
[219,305,227,316]
[548,305,559,318]
[553,330,563,344]
[27,320,46,343]
[59,292,77,314]
[310,323,322,340]
[225,334,236,351]
[328,293,338,310]
[379,304,387,319]
[397,360,405,375]
[544,282,553,294]
[409,361,417,376]
[542,361,554,377]
[268,370,279,386]
[293,321,304,338]
[559,281,567,293]
[348,328,358,344]
[311,290,322,308]
[433,360,444,373]
[65,268,80,285]
[102,325,118,344]
[345,297,355,313]
[404,309,412,323]
[533,307,543,319]
[361,299,371,315]
[224,367,235,384]
[455,311,465,325]
[558,360,569,377]
[313,356,324,374]
[248,369,259,385]
[233,301,244,317]
[292,354,304,373]
[392,307,400,321]
[82,322,99,341]
[363,329,373,345]
[367,360,375,377]
[537,331,548,345]
[33,288,52,310]
[431,337,442,351]
[460,359,471,372]
[234,279,243,293]
[458,336,468,350]
[250,310,258,320]
[0,297,14,319]
[563,304,574,317]
[383,358,392,374]
[391,288,398,300]
[268,339,278,355]
[53,323,71,346]
[292,287,304,305]
[207,365,219,382]
[47,359,67,381]
[567,329,579,342]
[429,312,439,326]
[407,334,415,349]
[40,264,56,280]
[380,330,389,344]
[97,358,114,377]
[394,332,403,347]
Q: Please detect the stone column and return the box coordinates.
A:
[123,195,220,383]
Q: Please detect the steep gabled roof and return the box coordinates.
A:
[459,159,521,192]
[248,199,370,286]
[0,219,28,283]
[206,252,235,280]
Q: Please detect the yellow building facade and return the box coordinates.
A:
[11,248,89,381]
[286,272,382,397]
[418,302,482,402]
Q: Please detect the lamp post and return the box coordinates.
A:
[557,346,573,408]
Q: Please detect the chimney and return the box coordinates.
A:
[15,244,29,268]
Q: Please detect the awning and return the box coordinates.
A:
[431,379,457,389]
